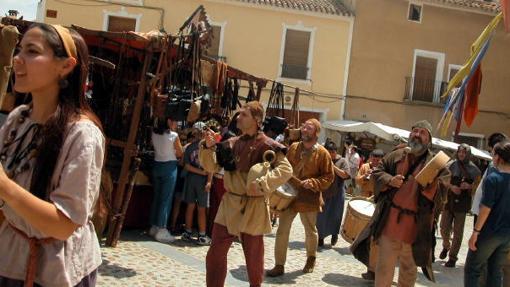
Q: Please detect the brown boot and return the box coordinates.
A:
[302,256,316,273]
[266,265,284,277]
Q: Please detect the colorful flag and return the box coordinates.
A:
[437,13,501,137]
[464,64,482,127]
[503,0,510,32]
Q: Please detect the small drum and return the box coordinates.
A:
[415,150,450,187]
[341,198,375,244]
[269,183,298,211]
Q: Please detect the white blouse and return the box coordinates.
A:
[0,105,104,286]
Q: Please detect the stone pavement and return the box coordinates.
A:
[98,203,472,286]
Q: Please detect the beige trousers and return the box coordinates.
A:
[375,235,417,287]
[369,237,379,272]
[274,208,318,265]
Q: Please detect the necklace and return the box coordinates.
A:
[0,106,41,179]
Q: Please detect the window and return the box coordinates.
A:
[410,49,445,103]
[448,64,462,84]
[408,3,422,22]
[206,25,222,59]
[46,9,57,18]
[103,7,141,32]
[107,16,137,32]
[281,29,312,80]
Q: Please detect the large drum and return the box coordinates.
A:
[341,198,375,243]
[269,183,298,211]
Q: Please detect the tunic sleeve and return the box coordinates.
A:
[198,140,220,173]
[373,151,399,195]
[49,122,105,226]
[255,151,293,194]
[308,148,334,193]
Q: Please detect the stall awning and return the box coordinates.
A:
[324,120,491,161]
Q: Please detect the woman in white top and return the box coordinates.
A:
[149,117,183,243]
[0,24,104,286]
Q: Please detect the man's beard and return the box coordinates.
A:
[408,137,428,156]
[301,133,316,143]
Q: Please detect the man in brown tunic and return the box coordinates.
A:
[200,101,293,287]
[266,119,334,276]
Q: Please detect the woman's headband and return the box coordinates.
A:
[51,24,77,59]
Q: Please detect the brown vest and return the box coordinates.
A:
[231,133,285,173]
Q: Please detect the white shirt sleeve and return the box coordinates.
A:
[471,168,487,215]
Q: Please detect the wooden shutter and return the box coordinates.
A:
[413,56,437,102]
[282,29,310,80]
[107,16,137,32]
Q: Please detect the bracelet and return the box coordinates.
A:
[0,199,5,209]
[473,228,481,233]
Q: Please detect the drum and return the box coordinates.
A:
[415,150,450,187]
[269,183,298,211]
[341,198,375,244]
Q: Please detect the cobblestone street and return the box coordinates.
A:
[98,200,472,286]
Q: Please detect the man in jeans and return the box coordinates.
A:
[439,144,481,268]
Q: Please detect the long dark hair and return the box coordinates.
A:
[28,23,102,200]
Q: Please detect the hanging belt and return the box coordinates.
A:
[228,192,266,214]
[8,223,55,287]
[390,202,418,224]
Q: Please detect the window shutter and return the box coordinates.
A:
[107,16,137,32]
[282,29,311,80]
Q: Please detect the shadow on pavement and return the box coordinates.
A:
[98,259,137,279]
[322,273,374,286]
[288,240,306,251]
[106,229,207,248]
[332,246,352,256]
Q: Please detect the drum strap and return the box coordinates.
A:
[391,202,417,223]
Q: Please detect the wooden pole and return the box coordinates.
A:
[109,158,142,247]
[106,51,153,247]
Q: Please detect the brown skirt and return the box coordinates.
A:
[0,269,97,287]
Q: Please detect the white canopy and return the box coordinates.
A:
[324,120,492,161]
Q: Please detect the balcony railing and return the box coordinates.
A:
[404,76,448,104]
[281,64,308,80]
[208,55,227,63]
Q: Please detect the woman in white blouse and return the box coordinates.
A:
[149,117,183,243]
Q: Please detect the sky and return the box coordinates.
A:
[1,0,39,20]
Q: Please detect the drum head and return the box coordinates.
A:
[349,199,375,217]
[277,183,298,198]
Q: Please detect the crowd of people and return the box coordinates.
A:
[0,23,508,287]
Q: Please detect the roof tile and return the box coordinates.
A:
[234,0,353,16]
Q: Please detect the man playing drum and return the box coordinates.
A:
[351,120,449,287]
[266,119,335,277]
[200,101,293,287]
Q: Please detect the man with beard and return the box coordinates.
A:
[351,120,449,286]
[200,101,293,287]
[439,144,481,268]
[266,119,334,276]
